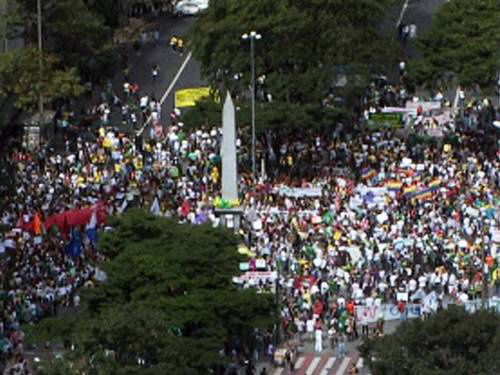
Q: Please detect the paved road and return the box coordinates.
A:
[274,353,361,375]
[101,15,205,137]
[126,16,205,119]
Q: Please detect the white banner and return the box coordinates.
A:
[354,298,500,323]
[406,101,442,112]
[278,187,322,198]
[236,271,277,283]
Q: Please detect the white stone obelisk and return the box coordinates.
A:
[221,91,238,202]
[218,91,242,231]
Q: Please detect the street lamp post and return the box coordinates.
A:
[241,31,261,189]
[37,0,44,143]
[497,75,500,108]
[481,220,490,309]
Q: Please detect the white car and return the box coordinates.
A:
[174,0,209,16]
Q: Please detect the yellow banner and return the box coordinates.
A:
[175,87,212,108]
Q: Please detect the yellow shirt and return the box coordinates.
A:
[211,167,219,183]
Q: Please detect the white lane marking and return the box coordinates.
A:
[335,358,351,375]
[273,368,283,375]
[453,87,460,111]
[356,357,364,368]
[320,357,336,375]
[136,51,193,136]
[396,0,410,27]
[295,356,306,369]
[306,357,321,375]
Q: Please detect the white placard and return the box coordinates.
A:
[492,230,500,243]
[255,258,267,269]
[278,187,322,198]
[377,212,389,224]
[466,207,479,218]
[252,219,262,231]
[397,292,409,302]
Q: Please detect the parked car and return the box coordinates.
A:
[174,0,209,16]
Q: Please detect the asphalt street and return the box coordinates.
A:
[399,0,447,59]
[104,0,449,140]
[104,15,205,138]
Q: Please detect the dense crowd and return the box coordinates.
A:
[243,127,500,354]
[2,64,500,374]
[0,95,228,373]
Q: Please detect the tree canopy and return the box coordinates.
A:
[412,0,500,90]
[181,99,351,135]
[0,47,83,112]
[13,0,116,81]
[189,0,401,104]
[359,306,500,375]
[28,210,276,375]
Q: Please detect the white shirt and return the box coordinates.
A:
[306,319,315,333]
[409,279,417,292]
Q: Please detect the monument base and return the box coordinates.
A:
[215,207,244,232]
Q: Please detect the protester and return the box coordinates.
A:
[1,54,500,374]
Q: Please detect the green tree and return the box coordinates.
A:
[189,0,400,104]
[28,210,276,375]
[14,0,115,80]
[360,306,500,375]
[84,0,124,29]
[0,47,83,112]
[412,0,500,90]
[181,99,350,135]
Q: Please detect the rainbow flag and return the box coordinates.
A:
[403,185,417,196]
[428,179,441,191]
[361,168,377,180]
[385,180,403,192]
[413,188,433,201]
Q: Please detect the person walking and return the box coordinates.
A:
[170,34,178,52]
[152,64,160,87]
[361,309,370,336]
[337,334,348,358]
[177,37,185,56]
[154,28,160,46]
[328,323,337,350]
[314,324,323,352]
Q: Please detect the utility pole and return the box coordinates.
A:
[1,0,8,53]
[241,31,262,190]
[37,0,44,142]
[481,222,489,309]
[275,259,281,346]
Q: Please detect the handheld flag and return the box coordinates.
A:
[86,210,99,246]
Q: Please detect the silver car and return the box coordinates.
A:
[174,0,209,16]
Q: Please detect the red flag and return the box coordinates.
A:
[180,199,190,218]
[33,213,42,235]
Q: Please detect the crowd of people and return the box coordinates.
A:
[0,90,228,373]
[2,40,500,375]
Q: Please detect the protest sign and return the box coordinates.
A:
[278,187,322,198]
[354,298,500,324]
[406,101,441,112]
[367,113,403,129]
[237,271,277,282]
[175,87,212,108]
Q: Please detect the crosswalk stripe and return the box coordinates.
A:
[273,368,283,375]
[356,357,364,368]
[295,356,306,369]
[335,358,351,375]
[306,357,321,375]
[319,357,336,375]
